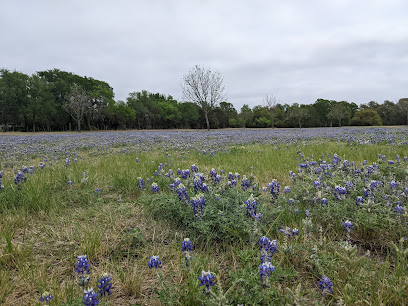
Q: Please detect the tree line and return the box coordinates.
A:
[0,68,407,132]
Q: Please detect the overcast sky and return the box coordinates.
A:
[1,0,407,110]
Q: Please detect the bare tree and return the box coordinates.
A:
[182,65,226,130]
[63,83,91,132]
[264,94,278,128]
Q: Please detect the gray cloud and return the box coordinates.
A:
[1,0,407,110]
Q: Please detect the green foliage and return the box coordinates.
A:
[351,109,383,126]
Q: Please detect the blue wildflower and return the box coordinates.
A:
[75,255,91,275]
[321,198,328,206]
[241,175,250,190]
[83,288,99,305]
[39,291,54,303]
[259,261,275,284]
[318,275,333,295]
[343,220,354,232]
[97,273,113,296]
[191,164,199,172]
[356,196,364,206]
[394,204,404,214]
[268,180,280,198]
[176,183,188,201]
[190,193,206,216]
[148,255,162,269]
[198,270,215,294]
[137,177,145,190]
[284,186,291,194]
[151,182,160,193]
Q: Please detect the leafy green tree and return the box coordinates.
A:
[0,69,29,131]
[239,104,253,127]
[179,102,200,128]
[398,98,408,125]
[25,74,55,131]
[327,102,351,127]
[351,109,382,126]
[288,104,309,128]
[312,99,333,127]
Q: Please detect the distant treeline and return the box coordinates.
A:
[0,68,407,131]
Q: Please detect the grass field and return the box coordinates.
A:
[0,127,407,305]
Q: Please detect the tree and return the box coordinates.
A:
[264,94,278,128]
[288,104,309,128]
[182,65,226,130]
[398,98,408,125]
[327,102,351,127]
[63,84,91,132]
[351,109,382,126]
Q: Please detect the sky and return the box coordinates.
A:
[1,0,407,110]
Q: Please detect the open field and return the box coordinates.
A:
[0,127,408,305]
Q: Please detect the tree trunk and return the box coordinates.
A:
[338,119,341,127]
[77,116,81,132]
[298,119,302,129]
[204,111,210,131]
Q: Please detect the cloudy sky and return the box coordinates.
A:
[1,0,407,110]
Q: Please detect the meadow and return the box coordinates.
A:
[0,127,407,305]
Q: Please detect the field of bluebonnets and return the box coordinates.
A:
[0,127,408,305]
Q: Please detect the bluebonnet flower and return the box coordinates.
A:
[97,272,113,296]
[173,177,182,187]
[193,177,203,192]
[235,172,241,180]
[201,183,209,192]
[136,158,139,162]
[334,186,347,200]
[241,175,250,190]
[343,220,354,232]
[176,183,188,201]
[75,255,91,275]
[39,162,46,169]
[148,255,162,269]
[137,177,145,190]
[67,180,73,188]
[388,160,394,165]
[259,236,278,262]
[65,158,70,167]
[151,182,160,193]
[318,275,333,295]
[394,204,404,214]
[268,180,280,198]
[280,227,299,237]
[389,180,398,190]
[22,166,29,173]
[313,180,321,190]
[284,186,291,194]
[244,194,261,222]
[288,198,294,205]
[95,188,101,193]
[228,172,234,180]
[345,181,353,191]
[332,154,339,165]
[305,210,310,217]
[356,196,364,206]
[321,198,328,207]
[39,291,54,303]
[181,169,191,179]
[213,174,222,183]
[198,270,215,294]
[190,193,206,216]
[182,238,193,267]
[29,166,34,174]
[191,164,199,172]
[14,171,25,188]
[259,261,275,285]
[83,288,99,305]
[181,237,193,252]
[209,168,217,178]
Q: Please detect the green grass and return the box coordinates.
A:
[0,139,407,305]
